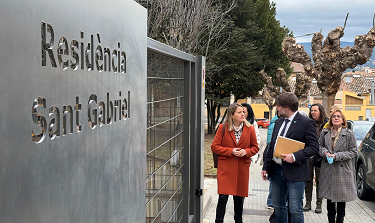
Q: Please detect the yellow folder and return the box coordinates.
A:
[273,136,305,159]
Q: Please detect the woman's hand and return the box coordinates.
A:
[232,148,239,156]
[232,148,246,157]
[238,149,246,157]
[325,152,336,159]
[325,152,335,158]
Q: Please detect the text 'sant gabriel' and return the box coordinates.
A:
[31,22,131,143]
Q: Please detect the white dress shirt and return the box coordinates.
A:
[272,111,298,164]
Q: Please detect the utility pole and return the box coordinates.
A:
[372,79,374,105]
[366,78,375,105]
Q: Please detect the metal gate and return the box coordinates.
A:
[146,38,205,223]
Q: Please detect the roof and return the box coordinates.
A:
[291,62,304,73]
[340,71,375,94]
[286,70,375,96]
[289,80,321,96]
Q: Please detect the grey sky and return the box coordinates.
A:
[272,0,375,43]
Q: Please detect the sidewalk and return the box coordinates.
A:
[202,161,375,223]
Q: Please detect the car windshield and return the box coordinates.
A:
[353,123,373,141]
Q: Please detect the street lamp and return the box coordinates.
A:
[366,77,375,105]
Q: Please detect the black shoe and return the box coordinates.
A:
[303,203,311,211]
[315,204,322,213]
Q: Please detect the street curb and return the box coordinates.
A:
[355,198,375,220]
[203,178,217,221]
[203,193,212,218]
[203,174,217,178]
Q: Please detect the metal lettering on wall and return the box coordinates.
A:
[34,23,131,142]
[0,0,147,222]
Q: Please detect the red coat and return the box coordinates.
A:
[211,123,259,197]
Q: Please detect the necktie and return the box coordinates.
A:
[280,119,290,137]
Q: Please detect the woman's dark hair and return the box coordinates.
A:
[275,93,299,112]
[241,103,254,124]
[309,103,327,124]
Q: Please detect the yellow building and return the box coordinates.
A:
[213,70,375,122]
[340,72,375,120]
[246,71,375,121]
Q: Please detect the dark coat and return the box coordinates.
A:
[318,128,357,202]
[211,123,259,197]
[313,116,329,167]
[262,112,319,181]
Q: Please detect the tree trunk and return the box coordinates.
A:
[322,92,337,116]
[207,99,212,134]
[213,104,222,134]
[207,99,217,134]
[215,108,227,133]
[209,105,216,134]
[268,105,274,120]
[215,104,222,125]
[207,99,227,134]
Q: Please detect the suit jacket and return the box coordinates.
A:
[318,128,357,202]
[262,112,319,181]
[211,123,259,197]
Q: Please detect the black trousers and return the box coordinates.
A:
[215,194,244,223]
[327,199,346,223]
[305,161,322,205]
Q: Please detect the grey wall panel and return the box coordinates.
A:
[0,0,147,222]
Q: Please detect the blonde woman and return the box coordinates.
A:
[211,103,259,223]
[318,108,357,223]
[323,105,341,129]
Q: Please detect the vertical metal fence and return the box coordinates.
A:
[146,38,205,223]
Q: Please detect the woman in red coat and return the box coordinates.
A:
[211,103,259,223]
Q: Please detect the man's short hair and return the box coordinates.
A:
[275,93,299,112]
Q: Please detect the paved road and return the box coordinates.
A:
[362,197,375,213]
[259,128,268,152]
[259,128,268,144]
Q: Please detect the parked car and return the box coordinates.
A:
[347,120,374,148]
[255,118,270,128]
[355,121,375,200]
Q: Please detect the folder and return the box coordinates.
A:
[273,136,305,159]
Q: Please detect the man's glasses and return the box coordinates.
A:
[332,115,342,119]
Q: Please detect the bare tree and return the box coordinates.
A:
[143,0,235,55]
[260,67,312,119]
[138,0,236,135]
[261,85,278,120]
[282,18,375,114]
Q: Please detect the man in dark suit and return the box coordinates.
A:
[261,93,319,223]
